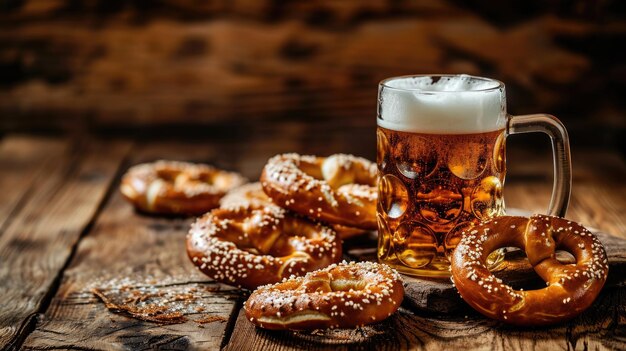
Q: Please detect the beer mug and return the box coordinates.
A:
[376,74,571,277]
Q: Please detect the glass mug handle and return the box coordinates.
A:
[507,114,572,217]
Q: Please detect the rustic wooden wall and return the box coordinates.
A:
[0,0,624,150]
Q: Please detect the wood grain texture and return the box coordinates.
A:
[505,149,626,239]
[0,139,130,350]
[1,0,623,149]
[0,136,65,234]
[0,135,623,350]
[22,143,241,351]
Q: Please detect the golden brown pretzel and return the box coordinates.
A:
[219,182,274,208]
[186,204,342,290]
[332,224,369,240]
[121,160,246,215]
[245,261,404,330]
[261,154,377,229]
[220,182,369,239]
[451,214,609,326]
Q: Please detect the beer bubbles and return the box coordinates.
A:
[377,74,507,277]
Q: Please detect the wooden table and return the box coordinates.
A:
[0,133,624,350]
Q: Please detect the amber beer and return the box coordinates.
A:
[376,74,572,277]
[377,126,506,276]
[376,74,511,277]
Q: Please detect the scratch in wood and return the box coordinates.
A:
[220,298,244,350]
[23,345,102,351]
[3,313,38,351]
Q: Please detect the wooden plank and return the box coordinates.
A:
[0,7,619,154]
[505,149,626,238]
[15,141,625,350]
[568,182,626,239]
[0,136,65,234]
[570,288,626,351]
[0,139,130,350]
[22,143,241,350]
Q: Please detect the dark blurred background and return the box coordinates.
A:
[0,0,624,155]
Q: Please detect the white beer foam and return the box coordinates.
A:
[378,75,506,133]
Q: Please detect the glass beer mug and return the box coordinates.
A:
[376,74,571,277]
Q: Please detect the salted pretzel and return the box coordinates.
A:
[186,203,342,290]
[219,182,274,208]
[120,160,246,215]
[332,224,369,240]
[245,261,404,330]
[221,182,370,239]
[451,214,609,326]
[261,154,377,229]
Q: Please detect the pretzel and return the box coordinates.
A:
[261,154,377,229]
[186,204,342,290]
[121,160,246,215]
[245,261,404,330]
[219,182,274,208]
[451,214,609,326]
[221,182,370,239]
[332,224,369,240]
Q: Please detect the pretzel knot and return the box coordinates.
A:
[261,153,377,229]
[186,204,342,290]
[220,182,369,239]
[121,160,246,215]
[245,261,404,330]
[451,214,609,326]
